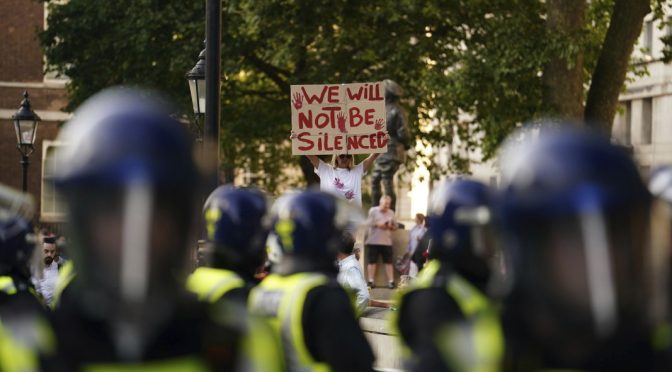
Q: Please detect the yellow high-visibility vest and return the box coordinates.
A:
[0,276,17,295]
[186,267,245,303]
[51,260,76,309]
[0,313,55,372]
[392,259,504,372]
[187,266,284,372]
[248,272,331,372]
[0,275,43,307]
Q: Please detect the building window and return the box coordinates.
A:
[641,97,653,145]
[41,141,66,222]
[623,101,632,145]
[644,20,654,55]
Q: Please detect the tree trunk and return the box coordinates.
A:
[585,0,651,133]
[542,0,586,120]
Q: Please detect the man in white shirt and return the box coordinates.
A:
[336,232,369,315]
[37,236,60,305]
[305,153,379,207]
[290,131,382,206]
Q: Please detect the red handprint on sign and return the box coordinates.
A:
[292,92,303,110]
[374,118,385,130]
[337,112,348,133]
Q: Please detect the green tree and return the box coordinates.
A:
[40,0,204,113]
[40,0,670,187]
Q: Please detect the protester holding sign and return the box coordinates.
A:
[290,82,388,155]
[289,130,379,206]
[290,82,389,207]
[307,152,378,207]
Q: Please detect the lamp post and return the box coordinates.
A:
[186,47,206,140]
[204,0,222,157]
[205,0,222,180]
[186,0,222,191]
[11,91,41,192]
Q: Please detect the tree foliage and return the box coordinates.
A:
[40,0,671,188]
[40,0,204,113]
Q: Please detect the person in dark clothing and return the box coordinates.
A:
[411,229,431,272]
[249,190,375,372]
[40,87,240,371]
[0,187,53,371]
[495,125,669,371]
[187,186,270,305]
[393,179,503,372]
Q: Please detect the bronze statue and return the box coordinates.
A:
[371,79,410,210]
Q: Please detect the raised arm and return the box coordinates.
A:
[362,153,380,172]
[306,155,320,169]
[291,131,320,169]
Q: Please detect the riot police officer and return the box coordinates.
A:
[41,87,240,370]
[393,179,503,372]
[0,188,38,300]
[0,186,53,371]
[186,186,285,372]
[249,190,375,372]
[187,186,270,304]
[496,124,668,370]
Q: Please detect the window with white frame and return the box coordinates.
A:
[624,100,632,145]
[644,20,655,55]
[641,97,653,145]
[41,141,66,222]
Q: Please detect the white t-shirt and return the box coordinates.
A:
[38,263,59,305]
[364,206,396,246]
[337,254,369,314]
[315,159,365,206]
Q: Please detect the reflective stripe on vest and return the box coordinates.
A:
[187,267,284,372]
[0,276,17,295]
[0,314,56,372]
[0,321,38,372]
[240,316,285,372]
[186,267,245,303]
[411,260,490,316]
[392,260,504,372]
[51,260,76,309]
[435,308,503,372]
[248,273,331,372]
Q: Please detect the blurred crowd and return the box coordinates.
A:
[1,87,672,371]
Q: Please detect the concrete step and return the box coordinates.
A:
[370,287,396,301]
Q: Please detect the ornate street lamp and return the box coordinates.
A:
[11,91,41,192]
[186,47,206,140]
[186,47,206,116]
[188,0,221,190]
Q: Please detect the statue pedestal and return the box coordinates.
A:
[355,227,409,287]
[360,307,403,370]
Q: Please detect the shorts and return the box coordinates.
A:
[366,244,393,264]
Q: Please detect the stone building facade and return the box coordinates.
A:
[612,14,672,175]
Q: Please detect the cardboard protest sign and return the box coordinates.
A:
[290,82,388,155]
